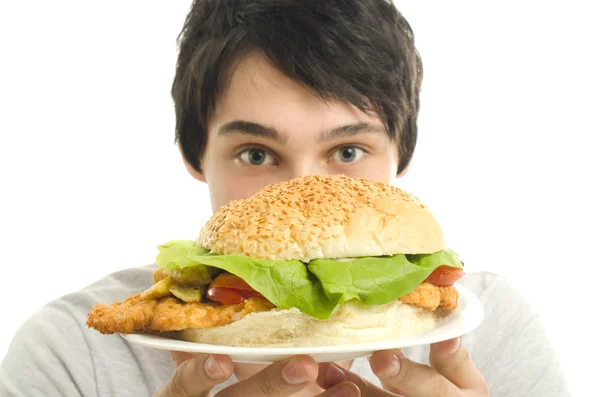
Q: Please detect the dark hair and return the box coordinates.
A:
[173,0,423,174]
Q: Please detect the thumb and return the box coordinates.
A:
[154,353,233,397]
[429,337,487,392]
[171,351,198,366]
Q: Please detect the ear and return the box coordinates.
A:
[179,145,206,182]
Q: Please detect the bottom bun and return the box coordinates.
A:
[173,300,440,347]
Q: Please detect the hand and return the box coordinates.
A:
[154,352,357,397]
[316,338,489,397]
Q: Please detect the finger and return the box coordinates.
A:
[316,381,361,397]
[370,349,461,397]
[429,338,488,392]
[171,351,198,366]
[316,362,396,396]
[154,353,233,397]
[217,355,318,396]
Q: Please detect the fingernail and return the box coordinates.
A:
[282,358,309,384]
[325,364,346,386]
[204,355,225,379]
[328,383,358,397]
[382,351,402,377]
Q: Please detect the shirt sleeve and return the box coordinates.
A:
[0,302,97,397]
[464,273,571,397]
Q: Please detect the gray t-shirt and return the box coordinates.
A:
[0,265,570,396]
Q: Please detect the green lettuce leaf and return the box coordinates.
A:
[308,249,464,306]
[156,240,210,269]
[155,240,336,319]
[154,240,463,320]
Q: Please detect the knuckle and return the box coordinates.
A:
[166,364,194,397]
[258,374,283,397]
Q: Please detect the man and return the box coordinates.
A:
[0,1,570,396]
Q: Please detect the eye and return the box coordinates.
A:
[332,146,365,163]
[238,148,276,166]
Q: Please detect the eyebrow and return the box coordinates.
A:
[317,122,385,142]
[217,120,385,144]
[218,121,287,144]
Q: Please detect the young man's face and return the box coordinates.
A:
[187,54,402,211]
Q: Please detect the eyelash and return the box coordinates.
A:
[235,146,278,166]
[329,145,368,164]
[235,144,370,166]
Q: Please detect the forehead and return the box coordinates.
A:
[209,53,384,137]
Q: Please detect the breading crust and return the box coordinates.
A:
[86,295,275,334]
[87,282,457,335]
[399,282,459,311]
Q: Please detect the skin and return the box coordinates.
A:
[185,53,402,210]
[158,54,489,397]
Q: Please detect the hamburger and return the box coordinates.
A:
[87,175,464,347]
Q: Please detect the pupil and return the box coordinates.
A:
[249,150,265,165]
[341,148,356,161]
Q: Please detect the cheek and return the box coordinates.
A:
[345,152,398,184]
[207,173,250,211]
[201,146,253,210]
[201,145,289,211]
[206,171,281,211]
[362,162,397,183]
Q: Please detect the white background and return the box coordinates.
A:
[0,1,598,395]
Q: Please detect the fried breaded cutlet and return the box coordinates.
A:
[86,295,275,335]
[87,276,457,335]
[399,281,459,311]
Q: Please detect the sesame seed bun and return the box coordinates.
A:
[198,175,445,260]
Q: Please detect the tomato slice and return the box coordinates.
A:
[209,272,256,290]
[207,273,263,304]
[425,266,465,287]
[207,287,263,305]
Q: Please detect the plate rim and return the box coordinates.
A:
[121,283,484,358]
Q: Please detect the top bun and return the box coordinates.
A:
[198,175,444,261]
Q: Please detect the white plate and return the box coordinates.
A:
[121,284,484,363]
